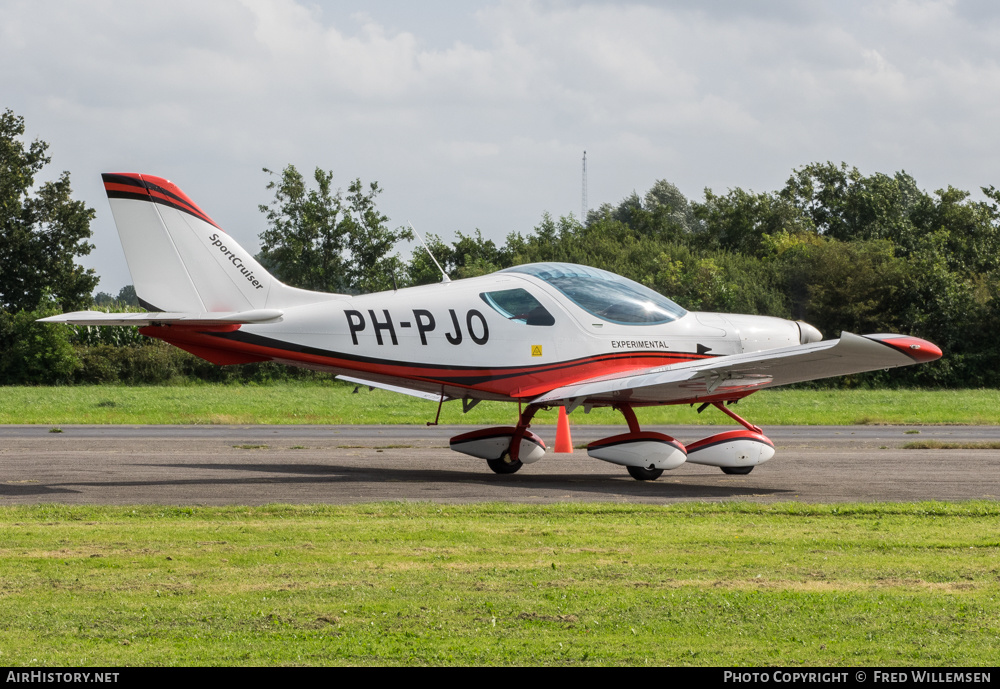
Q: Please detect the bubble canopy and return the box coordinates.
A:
[501,263,687,325]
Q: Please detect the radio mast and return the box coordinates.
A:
[581,150,588,223]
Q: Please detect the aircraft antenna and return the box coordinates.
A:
[409,221,451,283]
[581,150,588,223]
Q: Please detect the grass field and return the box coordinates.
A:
[0,502,996,666]
[1,384,999,426]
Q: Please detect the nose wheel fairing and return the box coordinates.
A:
[685,429,775,469]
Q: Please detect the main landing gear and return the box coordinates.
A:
[448,400,776,481]
[586,404,687,480]
[449,404,547,475]
[585,402,775,481]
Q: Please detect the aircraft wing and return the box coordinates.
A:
[531,332,941,407]
[38,309,284,326]
[336,375,454,402]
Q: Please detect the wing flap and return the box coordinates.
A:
[531,332,940,406]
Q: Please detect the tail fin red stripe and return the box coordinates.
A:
[102,172,222,230]
[143,187,220,228]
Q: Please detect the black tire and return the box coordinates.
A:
[721,466,754,475]
[487,453,523,474]
[627,466,663,481]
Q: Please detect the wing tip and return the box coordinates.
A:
[864,334,943,363]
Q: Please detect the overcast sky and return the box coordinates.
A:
[4,0,1000,292]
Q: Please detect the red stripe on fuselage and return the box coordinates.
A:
[139,325,713,400]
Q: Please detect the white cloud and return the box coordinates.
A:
[3,0,1000,290]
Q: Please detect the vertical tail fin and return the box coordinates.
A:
[102,173,340,312]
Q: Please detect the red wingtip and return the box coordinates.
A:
[871,335,943,363]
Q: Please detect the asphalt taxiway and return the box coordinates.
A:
[1,424,997,505]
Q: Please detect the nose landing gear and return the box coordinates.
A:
[686,403,774,475]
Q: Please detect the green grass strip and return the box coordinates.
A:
[0,502,997,666]
[2,385,1000,425]
[903,441,1000,449]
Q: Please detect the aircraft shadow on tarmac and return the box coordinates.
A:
[0,463,791,501]
[0,484,82,498]
[93,461,793,500]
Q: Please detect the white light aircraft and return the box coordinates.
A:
[43,174,943,480]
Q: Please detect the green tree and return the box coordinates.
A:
[692,187,813,256]
[116,284,138,306]
[907,186,1000,275]
[406,233,454,286]
[643,179,699,235]
[779,162,925,245]
[772,235,907,336]
[0,109,98,312]
[0,293,79,384]
[341,179,413,293]
[407,229,513,285]
[449,229,511,279]
[92,286,137,308]
[505,203,787,316]
[93,291,115,307]
[256,165,412,294]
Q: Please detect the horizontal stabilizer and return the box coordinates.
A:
[38,309,284,326]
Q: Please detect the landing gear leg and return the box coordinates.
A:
[615,403,641,433]
[711,401,762,433]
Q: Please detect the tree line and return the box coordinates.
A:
[1,108,995,386]
[404,166,999,388]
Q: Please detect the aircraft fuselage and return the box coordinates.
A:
[144,270,811,403]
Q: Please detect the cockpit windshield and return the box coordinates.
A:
[501,262,687,325]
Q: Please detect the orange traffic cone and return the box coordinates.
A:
[555,406,573,453]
